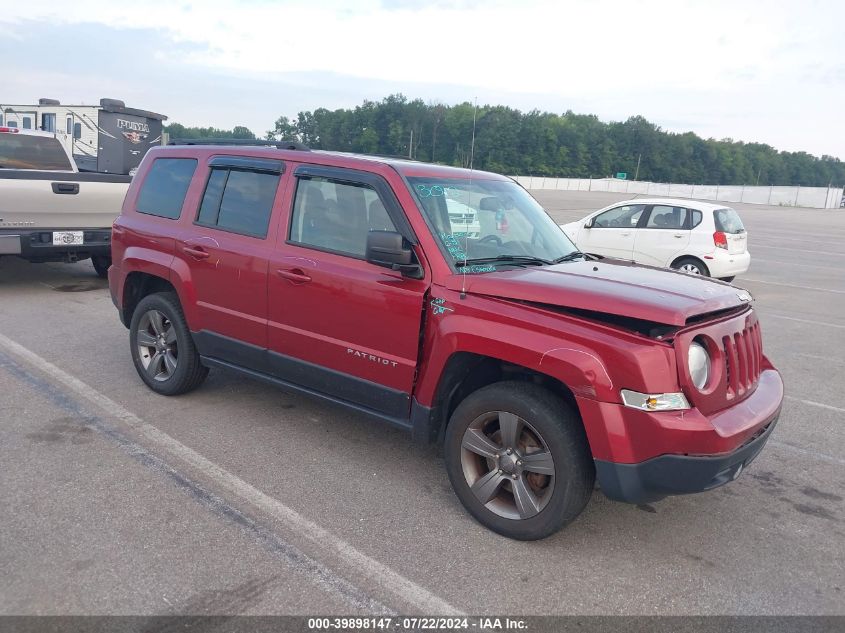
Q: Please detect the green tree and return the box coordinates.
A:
[262,95,845,186]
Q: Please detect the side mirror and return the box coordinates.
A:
[366,231,423,279]
[584,218,594,229]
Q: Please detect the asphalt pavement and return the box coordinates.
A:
[0,191,843,616]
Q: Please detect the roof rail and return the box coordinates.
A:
[168,138,310,151]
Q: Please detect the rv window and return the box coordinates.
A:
[42,113,56,133]
[22,117,32,129]
[73,123,82,140]
[6,121,18,128]
[67,117,73,134]
[136,158,198,219]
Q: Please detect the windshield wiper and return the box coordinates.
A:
[551,251,588,264]
[455,255,552,268]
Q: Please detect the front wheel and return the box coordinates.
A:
[444,382,594,540]
[671,257,710,277]
[129,292,208,396]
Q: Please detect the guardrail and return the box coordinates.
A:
[513,177,844,209]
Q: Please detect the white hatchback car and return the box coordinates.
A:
[560,198,749,281]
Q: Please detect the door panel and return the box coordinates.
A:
[578,204,643,260]
[268,173,428,417]
[172,160,285,353]
[633,205,692,267]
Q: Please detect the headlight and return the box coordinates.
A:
[688,341,711,390]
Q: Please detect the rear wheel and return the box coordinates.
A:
[671,256,710,277]
[92,256,111,278]
[129,292,208,396]
[444,381,594,540]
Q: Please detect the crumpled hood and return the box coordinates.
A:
[444,259,751,326]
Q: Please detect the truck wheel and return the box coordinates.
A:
[92,256,111,279]
[129,292,208,396]
[671,257,710,277]
[444,381,594,540]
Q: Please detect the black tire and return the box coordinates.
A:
[444,381,594,540]
[671,256,710,277]
[129,292,208,396]
[719,276,735,283]
[92,256,111,279]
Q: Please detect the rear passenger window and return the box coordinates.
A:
[289,176,398,258]
[645,205,689,230]
[136,158,197,219]
[195,167,279,238]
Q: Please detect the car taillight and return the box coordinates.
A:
[713,231,728,250]
[0,127,20,133]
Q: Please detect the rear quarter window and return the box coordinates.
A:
[136,158,198,219]
[690,209,703,229]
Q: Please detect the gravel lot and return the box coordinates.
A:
[0,191,843,616]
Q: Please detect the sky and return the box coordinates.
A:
[1,0,843,159]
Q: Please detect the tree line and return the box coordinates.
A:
[167,95,845,186]
[164,122,256,141]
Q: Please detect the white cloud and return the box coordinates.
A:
[2,0,844,157]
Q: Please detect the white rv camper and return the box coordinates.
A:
[0,98,166,174]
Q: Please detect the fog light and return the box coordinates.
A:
[621,389,690,411]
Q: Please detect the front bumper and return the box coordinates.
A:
[577,366,783,504]
[595,411,778,503]
[0,228,111,262]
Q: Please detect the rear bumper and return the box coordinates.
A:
[705,248,750,278]
[595,411,778,503]
[0,228,111,262]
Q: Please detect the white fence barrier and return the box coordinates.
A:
[513,177,844,209]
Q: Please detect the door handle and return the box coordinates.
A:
[620,232,631,237]
[276,268,311,283]
[182,246,210,260]
[51,182,79,195]
[673,233,685,238]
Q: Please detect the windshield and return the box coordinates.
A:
[713,208,745,234]
[408,177,579,273]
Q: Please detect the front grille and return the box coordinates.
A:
[722,322,762,399]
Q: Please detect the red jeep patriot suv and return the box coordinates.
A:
[109,141,783,540]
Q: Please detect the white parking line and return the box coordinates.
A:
[791,352,845,364]
[0,332,461,616]
[751,244,845,257]
[764,314,845,329]
[769,441,845,467]
[739,278,845,295]
[785,395,845,414]
[748,258,841,271]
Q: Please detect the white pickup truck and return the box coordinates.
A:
[0,127,131,277]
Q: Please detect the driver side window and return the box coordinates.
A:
[592,204,644,228]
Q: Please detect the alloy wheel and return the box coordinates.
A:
[679,263,702,274]
[460,411,556,520]
[136,309,178,382]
